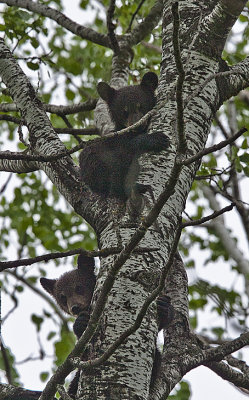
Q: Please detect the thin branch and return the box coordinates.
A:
[214,114,230,139]
[55,127,99,136]
[182,203,235,228]
[201,185,249,283]
[107,0,120,53]
[172,2,187,153]
[0,246,159,271]
[0,99,97,114]
[0,114,20,124]
[0,115,99,136]
[127,0,146,33]
[0,145,83,162]
[128,0,163,46]
[195,166,232,181]
[0,173,12,193]
[182,127,247,166]
[0,0,110,47]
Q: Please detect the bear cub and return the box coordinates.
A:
[40,255,96,399]
[40,255,96,339]
[79,72,169,200]
[40,255,174,395]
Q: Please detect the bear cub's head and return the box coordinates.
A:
[40,255,96,316]
[97,71,158,131]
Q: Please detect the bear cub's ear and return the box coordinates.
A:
[140,72,158,92]
[97,82,116,103]
[40,277,56,295]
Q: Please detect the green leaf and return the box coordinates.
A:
[31,314,44,332]
[240,153,249,163]
[27,61,39,70]
[40,371,49,382]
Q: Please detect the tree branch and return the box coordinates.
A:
[199,0,247,56]
[172,2,187,153]
[126,0,146,33]
[182,127,247,166]
[0,246,159,271]
[205,360,249,391]
[107,0,120,53]
[203,332,249,363]
[0,115,99,136]
[217,56,249,104]
[0,0,110,48]
[0,158,38,173]
[0,99,97,114]
[127,0,163,46]
[0,38,102,225]
[182,203,235,227]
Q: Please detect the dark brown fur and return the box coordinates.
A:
[79,72,169,200]
[40,255,96,333]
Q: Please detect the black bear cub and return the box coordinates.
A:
[40,255,96,399]
[79,72,169,200]
[40,255,173,396]
[40,255,96,339]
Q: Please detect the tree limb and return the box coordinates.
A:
[127,0,163,46]
[182,203,235,227]
[217,56,249,104]
[0,246,159,271]
[0,0,110,48]
[199,0,247,56]
[203,332,249,362]
[107,0,120,53]
[182,127,247,166]
[0,99,97,114]
[126,0,146,33]
[205,360,249,391]
[172,2,187,153]
[0,38,107,229]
